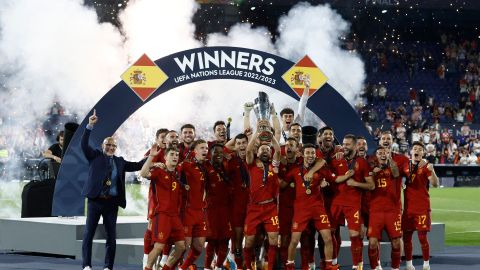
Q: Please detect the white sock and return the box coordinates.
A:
[406,260,413,267]
[161,254,168,264]
[143,254,148,267]
[332,258,338,265]
[287,260,294,264]
[423,260,430,267]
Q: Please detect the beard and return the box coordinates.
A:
[259,154,270,163]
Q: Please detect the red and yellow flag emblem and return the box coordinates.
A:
[121,54,168,101]
[282,55,328,98]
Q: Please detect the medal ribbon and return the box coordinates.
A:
[299,164,311,192]
[262,161,270,185]
[238,155,250,187]
[407,161,420,185]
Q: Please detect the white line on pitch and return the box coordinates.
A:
[432,209,480,214]
[446,231,480,234]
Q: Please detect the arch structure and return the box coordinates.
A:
[52,46,374,216]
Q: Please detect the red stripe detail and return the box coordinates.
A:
[132,87,157,101]
[132,54,155,66]
[293,87,319,97]
[296,55,317,67]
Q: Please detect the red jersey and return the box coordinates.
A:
[278,159,302,209]
[316,147,341,204]
[392,152,410,207]
[402,162,432,214]
[285,165,327,207]
[145,146,166,218]
[205,163,232,208]
[247,161,279,204]
[150,167,182,215]
[370,167,401,213]
[392,152,409,178]
[331,156,371,207]
[227,155,250,202]
[180,160,207,210]
[152,148,166,163]
[178,143,193,162]
[361,154,377,214]
[144,146,166,163]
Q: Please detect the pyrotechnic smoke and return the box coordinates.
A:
[276,2,365,104]
[0,0,364,217]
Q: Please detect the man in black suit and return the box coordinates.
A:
[81,110,145,270]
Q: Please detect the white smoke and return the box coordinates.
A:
[0,0,365,217]
[207,23,277,54]
[0,0,128,217]
[276,2,365,103]
[119,0,201,61]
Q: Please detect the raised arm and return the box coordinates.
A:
[224,136,236,151]
[271,103,281,142]
[293,75,310,125]
[246,131,258,165]
[243,102,254,140]
[140,144,159,178]
[427,163,439,187]
[81,110,98,161]
[271,135,281,163]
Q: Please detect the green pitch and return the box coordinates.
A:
[430,187,480,246]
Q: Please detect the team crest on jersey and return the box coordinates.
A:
[184,226,189,233]
[355,163,359,170]
[292,222,298,229]
[158,232,164,240]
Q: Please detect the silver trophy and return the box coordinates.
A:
[253,92,273,142]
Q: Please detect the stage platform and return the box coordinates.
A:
[0,216,445,267]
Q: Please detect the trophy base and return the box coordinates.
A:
[258,131,273,143]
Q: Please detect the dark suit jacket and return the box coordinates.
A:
[81,127,144,208]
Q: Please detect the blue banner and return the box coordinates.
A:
[52,46,373,216]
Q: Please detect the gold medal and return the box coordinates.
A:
[290,182,295,188]
[185,184,190,191]
[105,179,112,186]
[306,188,311,195]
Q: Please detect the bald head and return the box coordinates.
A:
[102,137,117,156]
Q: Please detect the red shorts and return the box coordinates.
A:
[244,202,279,236]
[279,206,294,236]
[207,206,232,239]
[231,194,249,228]
[292,203,331,232]
[402,211,431,232]
[368,211,402,239]
[182,208,208,237]
[152,213,185,244]
[330,204,362,231]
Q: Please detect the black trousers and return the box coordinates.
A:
[82,197,118,269]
